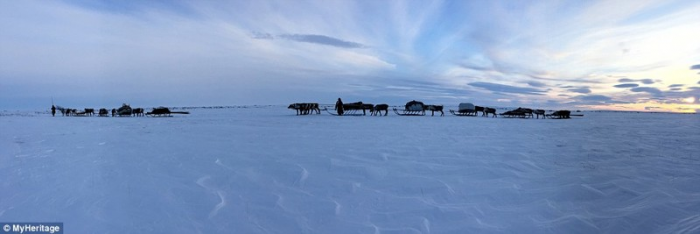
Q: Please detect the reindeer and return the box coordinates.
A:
[484,107,497,117]
[84,108,94,116]
[533,109,546,119]
[475,106,485,116]
[424,105,444,116]
[371,104,389,116]
[288,103,320,115]
[98,108,109,117]
[132,108,145,117]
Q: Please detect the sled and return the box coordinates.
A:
[323,108,366,116]
[146,107,189,117]
[546,110,579,119]
[450,103,478,116]
[393,108,425,116]
[393,100,427,116]
[449,110,478,116]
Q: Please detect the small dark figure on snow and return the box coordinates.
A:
[335,98,344,116]
[111,108,116,117]
[51,105,56,117]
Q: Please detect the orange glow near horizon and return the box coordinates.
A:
[683,97,696,104]
[580,102,700,113]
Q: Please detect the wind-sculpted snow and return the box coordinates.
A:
[1,108,699,233]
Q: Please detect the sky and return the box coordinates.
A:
[2,0,700,112]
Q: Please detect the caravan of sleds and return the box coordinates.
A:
[289,102,389,116]
[289,100,578,119]
[54,104,189,118]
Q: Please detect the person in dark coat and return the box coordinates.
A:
[111,108,116,117]
[335,98,344,116]
[51,105,56,117]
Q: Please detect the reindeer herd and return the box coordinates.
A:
[289,100,574,119]
[54,104,187,117]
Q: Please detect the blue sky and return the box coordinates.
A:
[2,0,700,112]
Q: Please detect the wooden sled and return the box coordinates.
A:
[393,108,425,116]
[323,108,365,116]
[449,110,478,116]
[146,107,189,117]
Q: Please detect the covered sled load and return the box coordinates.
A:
[449,102,478,116]
[458,103,475,112]
[393,100,426,116]
[117,103,133,116]
[406,100,425,111]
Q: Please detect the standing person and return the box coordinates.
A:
[51,105,56,117]
[335,98,344,116]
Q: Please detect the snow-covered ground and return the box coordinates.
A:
[1,106,699,233]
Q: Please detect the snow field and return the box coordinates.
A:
[1,107,699,233]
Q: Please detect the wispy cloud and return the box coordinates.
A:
[630,87,663,96]
[614,83,640,88]
[527,81,547,87]
[619,78,655,84]
[577,95,613,102]
[278,34,365,48]
[2,0,700,111]
[251,31,273,39]
[568,87,592,94]
[468,82,546,95]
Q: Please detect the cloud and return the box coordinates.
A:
[527,81,547,87]
[614,83,639,88]
[251,31,273,39]
[630,87,663,96]
[568,87,591,94]
[668,84,684,88]
[640,79,655,84]
[3,0,700,111]
[577,95,612,102]
[618,78,654,84]
[468,82,545,95]
[618,78,634,83]
[278,34,365,48]
[569,94,629,105]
